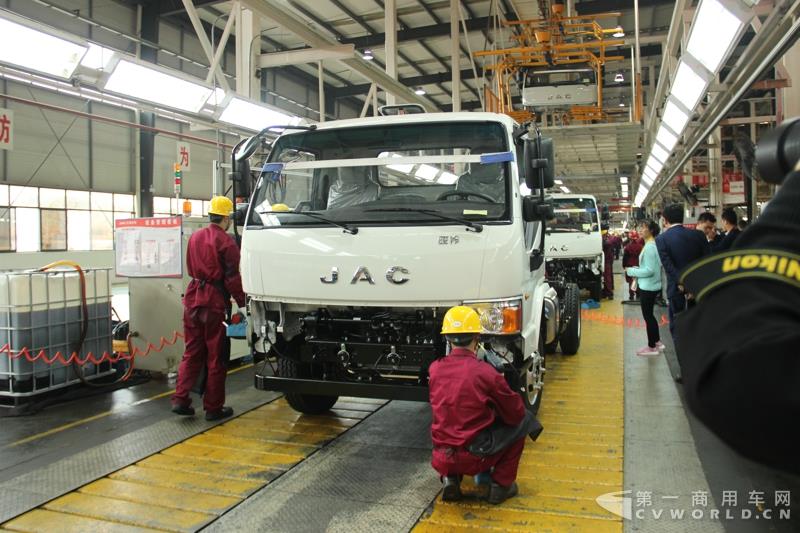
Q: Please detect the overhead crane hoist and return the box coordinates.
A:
[476,3,642,125]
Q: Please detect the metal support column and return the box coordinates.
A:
[138,1,158,218]
[385,0,397,106]
[234,4,259,98]
[450,0,461,112]
[708,129,723,218]
[318,61,326,122]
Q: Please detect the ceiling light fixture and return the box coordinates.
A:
[554,179,564,185]
[104,59,214,113]
[620,176,629,184]
[650,143,670,164]
[559,185,572,194]
[414,87,426,95]
[80,43,115,71]
[655,124,679,152]
[0,13,88,79]
[686,0,748,74]
[613,27,625,38]
[615,72,624,83]
[662,99,691,135]
[362,49,374,60]
[671,59,710,111]
[219,96,300,131]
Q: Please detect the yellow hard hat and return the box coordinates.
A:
[441,305,481,335]
[270,203,290,212]
[208,196,234,216]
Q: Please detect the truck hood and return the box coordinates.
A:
[241,224,525,306]
[545,231,602,259]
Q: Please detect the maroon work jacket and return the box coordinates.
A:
[183,224,246,312]
[428,348,525,449]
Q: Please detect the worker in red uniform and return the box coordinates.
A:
[429,306,529,505]
[623,231,644,301]
[172,196,246,421]
[602,225,615,299]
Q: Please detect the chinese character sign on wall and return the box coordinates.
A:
[0,109,13,151]
[177,142,191,171]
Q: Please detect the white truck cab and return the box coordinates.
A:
[236,112,569,414]
[545,194,604,301]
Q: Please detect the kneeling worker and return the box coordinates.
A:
[171,196,246,421]
[429,306,538,505]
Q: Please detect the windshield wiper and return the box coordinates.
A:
[255,210,358,234]
[365,208,483,233]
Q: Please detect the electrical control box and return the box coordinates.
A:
[128,217,249,374]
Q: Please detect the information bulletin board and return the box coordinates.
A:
[115,217,182,278]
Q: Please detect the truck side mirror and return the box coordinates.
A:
[523,196,554,222]
[600,204,610,221]
[523,138,555,190]
[229,158,252,197]
[235,134,262,162]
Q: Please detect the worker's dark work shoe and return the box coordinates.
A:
[171,404,195,416]
[488,481,519,505]
[205,406,234,421]
[441,475,463,502]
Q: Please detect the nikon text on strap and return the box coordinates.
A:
[680,248,800,303]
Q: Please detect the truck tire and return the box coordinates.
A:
[559,283,582,355]
[590,278,603,301]
[522,328,546,415]
[277,356,338,415]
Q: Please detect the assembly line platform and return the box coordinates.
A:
[1,276,797,533]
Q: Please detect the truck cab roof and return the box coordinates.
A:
[300,111,520,133]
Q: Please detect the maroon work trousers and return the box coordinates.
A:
[172,307,227,412]
[431,437,525,487]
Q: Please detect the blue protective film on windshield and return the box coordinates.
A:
[479,151,515,164]
[261,163,284,182]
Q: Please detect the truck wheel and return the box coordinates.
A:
[522,331,546,414]
[559,283,582,355]
[277,356,338,415]
[544,338,559,354]
[590,278,603,301]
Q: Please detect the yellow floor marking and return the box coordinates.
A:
[109,465,263,498]
[7,363,254,448]
[2,509,163,533]
[161,440,306,467]
[137,454,278,481]
[186,433,320,455]
[4,397,381,532]
[224,417,350,437]
[80,478,240,515]
[415,298,624,532]
[44,492,214,532]
[205,424,335,446]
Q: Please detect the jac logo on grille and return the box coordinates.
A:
[320,266,409,285]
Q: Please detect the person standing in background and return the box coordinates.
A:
[602,225,615,299]
[713,208,741,252]
[626,220,664,356]
[696,212,722,253]
[622,231,643,301]
[655,204,707,383]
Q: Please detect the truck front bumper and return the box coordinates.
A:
[254,374,429,402]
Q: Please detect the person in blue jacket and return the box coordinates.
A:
[626,219,664,356]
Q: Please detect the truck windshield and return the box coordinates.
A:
[549,198,599,233]
[248,122,511,228]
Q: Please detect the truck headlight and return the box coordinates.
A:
[464,298,522,335]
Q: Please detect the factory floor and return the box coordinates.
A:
[1,269,797,532]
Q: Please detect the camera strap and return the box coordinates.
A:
[680,248,800,303]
